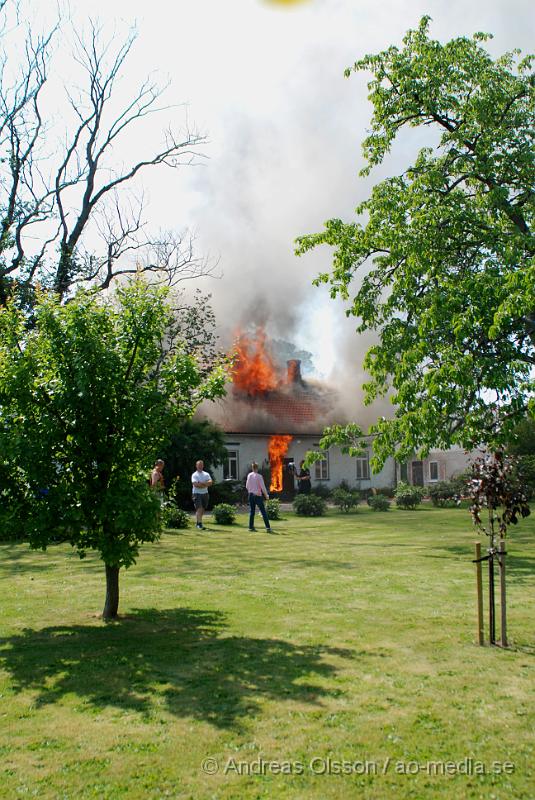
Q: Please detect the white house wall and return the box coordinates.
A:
[397,445,475,486]
[213,434,396,490]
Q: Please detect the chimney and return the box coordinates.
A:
[287,359,304,386]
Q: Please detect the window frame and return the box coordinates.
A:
[223,449,239,480]
[314,452,329,481]
[356,451,370,481]
[429,461,439,482]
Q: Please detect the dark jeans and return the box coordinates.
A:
[248,493,270,529]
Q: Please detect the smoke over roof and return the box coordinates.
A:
[163,0,533,432]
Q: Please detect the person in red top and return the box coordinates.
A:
[245,462,272,533]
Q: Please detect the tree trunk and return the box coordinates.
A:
[103,564,120,619]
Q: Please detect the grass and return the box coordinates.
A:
[0,504,534,799]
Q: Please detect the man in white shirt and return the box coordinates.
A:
[245,462,272,533]
[191,459,213,530]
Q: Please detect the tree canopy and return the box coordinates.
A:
[296,17,534,468]
[507,415,535,456]
[0,281,228,617]
[506,415,535,495]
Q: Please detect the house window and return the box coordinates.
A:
[224,450,239,480]
[314,453,329,480]
[399,462,408,482]
[429,461,439,482]
[356,452,370,480]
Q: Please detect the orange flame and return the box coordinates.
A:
[232,328,280,395]
[268,435,293,492]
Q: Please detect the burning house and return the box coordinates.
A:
[196,327,475,496]
[199,329,397,496]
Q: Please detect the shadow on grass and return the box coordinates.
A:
[0,544,63,575]
[505,554,535,585]
[0,543,107,577]
[423,542,535,586]
[0,607,355,729]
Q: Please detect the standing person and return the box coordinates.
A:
[246,462,272,533]
[297,460,311,494]
[150,459,165,491]
[191,459,212,530]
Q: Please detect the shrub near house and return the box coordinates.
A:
[162,503,190,530]
[310,483,332,499]
[428,481,461,507]
[293,494,327,517]
[266,499,282,520]
[212,504,237,525]
[395,482,425,510]
[332,487,359,513]
[368,495,390,512]
[209,480,246,508]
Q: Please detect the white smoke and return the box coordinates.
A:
[46,0,534,430]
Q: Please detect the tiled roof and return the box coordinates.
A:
[252,393,318,424]
[218,384,334,434]
[197,377,341,436]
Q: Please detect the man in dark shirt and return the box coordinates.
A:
[297,460,311,494]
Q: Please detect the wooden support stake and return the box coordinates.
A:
[499,538,507,648]
[475,542,484,646]
[489,551,496,645]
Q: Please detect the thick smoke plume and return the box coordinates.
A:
[177,0,534,433]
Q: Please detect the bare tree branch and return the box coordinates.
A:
[0,3,213,306]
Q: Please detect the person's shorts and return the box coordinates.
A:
[192,493,209,510]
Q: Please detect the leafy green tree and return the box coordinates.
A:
[0,281,227,617]
[296,17,534,467]
[506,416,535,495]
[507,416,535,456]
[159,418,228,509]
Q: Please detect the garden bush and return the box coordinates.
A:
[212,503,237,524]
[428,481,461,507]
[368,494,390,511]
[395,481,425,510]
[311,482,332,499]
[162,502,190,529]
[450,471,471,498]
[293,494,327,517]
[374,487,393,497]
[332,488,359,513]
[209,479,245,507]
[266,499,282,520]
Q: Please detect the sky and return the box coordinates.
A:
[30,0,535,423]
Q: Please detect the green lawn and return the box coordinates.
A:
[0,505,534,799]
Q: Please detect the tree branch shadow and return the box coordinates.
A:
[0,608,355,729]
[421,542,535,586]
